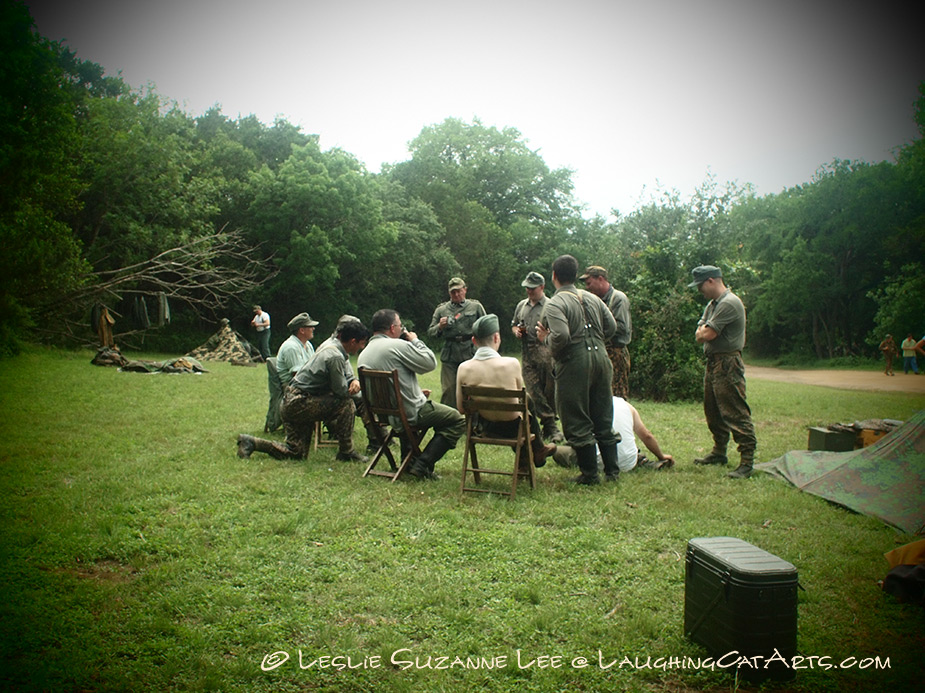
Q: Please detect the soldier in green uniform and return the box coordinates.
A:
[536,255,619,485]
[689,265,757,479]
[236,321,372,463]
[428,277,486,409]
[580,265,632,399]
[511,271,563,443]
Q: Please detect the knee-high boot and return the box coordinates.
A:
[600,442,619,482]
[409,435,453,479]
[572,445,600,485]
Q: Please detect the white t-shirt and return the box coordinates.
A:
[254,310,270,331]
[612,397,640,471]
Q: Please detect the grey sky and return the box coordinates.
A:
[26,0,924,218]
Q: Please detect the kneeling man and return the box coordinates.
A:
[456,314,556,468]
[238,320,371,463]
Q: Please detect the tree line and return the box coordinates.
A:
[3,0,923,399]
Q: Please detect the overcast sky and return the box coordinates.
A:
[25,0,924,218]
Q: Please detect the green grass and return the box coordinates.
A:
[1,346,923,692]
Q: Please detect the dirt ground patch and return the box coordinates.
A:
[746,365,925,393]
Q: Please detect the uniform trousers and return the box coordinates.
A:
[554,344,617,450]
[703,352,756,460]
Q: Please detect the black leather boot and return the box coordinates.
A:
[409,435,453,480]
[600,442,620,482]
[572,445,601,485]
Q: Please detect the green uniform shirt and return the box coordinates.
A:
[427,298,486,363]
[542,285,617,358]
[600,286,632,347]
[291,342,351,398]
[512,296,548,352]
[699,289,746,355]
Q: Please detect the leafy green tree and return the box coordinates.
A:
[244,141,392,329]
[0,1,88,354]
[868,263,925,342]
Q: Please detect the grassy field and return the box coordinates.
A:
[0,347,922,692]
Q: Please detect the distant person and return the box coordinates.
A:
[456,314,557,469]
[427,277,486,409]
[580,265,632,399]
[511,271,563,443]
[276,312,318,386]
[553,396,674,472]
[237,321,371,463]
[878,334,898,376]
[689,265,757,479]
[360,309,466,480]
[535,255,619,485]
[901,334,920,374]
[251,305,271,360]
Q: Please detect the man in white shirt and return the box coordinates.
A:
[251,305,272,359]
[553,397,674,472]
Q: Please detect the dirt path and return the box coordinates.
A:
[746,365,925,393]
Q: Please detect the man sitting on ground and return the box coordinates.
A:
[456,314,556,468]
[358,309,465,480]
[238,320,371,463]
[553,396,674,472]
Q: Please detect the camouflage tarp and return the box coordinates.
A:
[757,410,925,535]
[186,318,261,363]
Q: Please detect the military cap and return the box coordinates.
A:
[448,277,467,290]
[288,312,319,331]
[688,265,723,288]
[521,271,545,288]
[579,265,608,281]
[473,313,500,339]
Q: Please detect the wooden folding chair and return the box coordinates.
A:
[313,420,339,451]
[459,385,536,499]
[357,367,429,481]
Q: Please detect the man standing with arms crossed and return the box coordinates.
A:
[690,265,757,479]
[511,271,563,443]
[428,277,486,409]
[580,266,632,399]
[536,255,619,485]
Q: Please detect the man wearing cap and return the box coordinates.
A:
[689,265,757,479]
[428,277,487,409]
[580,266,632,399]
[237,320,372,463]
[251,305,272,360]
[276,312,319,386]
[457,314,557,468]
[360,309,466,479]
[511,271,563,443]
[536,255,620,485]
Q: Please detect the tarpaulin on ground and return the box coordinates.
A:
[186,318,261,363]
[756,410,925,535]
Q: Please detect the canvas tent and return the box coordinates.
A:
[756,410,925,535]
[186,318,261,363]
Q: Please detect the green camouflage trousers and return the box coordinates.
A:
[522,345,556,426]
[606,343,630,399]
[703,353,756,460]
[278,386,357,458]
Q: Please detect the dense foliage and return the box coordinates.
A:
[3,0,924,399]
